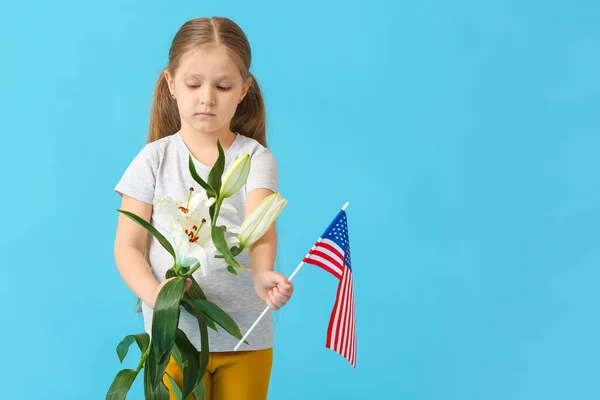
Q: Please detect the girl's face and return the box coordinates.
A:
[165,44,251,135]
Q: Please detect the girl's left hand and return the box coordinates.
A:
[253,271,294,310]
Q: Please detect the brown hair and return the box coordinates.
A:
[136,17,268,313]
[147,17,267,147]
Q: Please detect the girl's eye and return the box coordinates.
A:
[186,84,231,91]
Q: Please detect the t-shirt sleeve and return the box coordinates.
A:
[114,144,157,204]
[245,147,278,193]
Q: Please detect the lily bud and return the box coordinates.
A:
[220,154,251,198]
[238,192,287,249]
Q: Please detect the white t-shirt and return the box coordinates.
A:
[114,131,278,352]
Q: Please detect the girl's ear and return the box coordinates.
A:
[241,76,253,101]
[164,70,175,94]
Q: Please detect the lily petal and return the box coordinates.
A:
[172,230,190,267]
[226,236,240,247]
[227,224,242,234]
[188,191,213,212]
[154,195,187,225]
[219,203,238,215]
[188,244,210,276]
[180,257,198,269]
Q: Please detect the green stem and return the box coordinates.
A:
[173,260,181,275]
[211,198,223,227]
[187,261,201,276]
[135,346,151,374]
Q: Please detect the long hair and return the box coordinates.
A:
[136,17,267,313]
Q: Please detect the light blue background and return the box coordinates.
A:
[1,0,599,399]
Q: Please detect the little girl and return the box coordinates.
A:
[113,16,293,400]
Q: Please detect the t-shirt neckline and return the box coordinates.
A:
[176,131,241,170]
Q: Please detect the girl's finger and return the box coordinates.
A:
[278,282,293,296]
[268,290,284,308]
[266,296,278,310]
[272,287,288,304]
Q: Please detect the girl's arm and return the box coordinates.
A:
[114,195,167,309]
[247,188,294,310]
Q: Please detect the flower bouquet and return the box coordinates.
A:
[106,141,287,400]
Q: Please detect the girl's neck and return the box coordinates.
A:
[179,124,237,168]
[180,125,237,152]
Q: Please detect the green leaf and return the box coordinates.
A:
[192,299,244,341]
[116,333,150,363]
[144,343,171,398]
[226,265,238,275]
[117,209,175,260]
[192,379,206,400]
[209,201,217,223]
[152,278,185,362]
[166,268,204,298]
[188,155,215,196]
[211,225,242,269]
[165,268,176,279]
[230,246,242,257]
[207,140,225,197]
[206,320,218,332]
[183,293,218,332]
[145,342,159,391]
[183,275,208,301]
[175,329,200,399]
[165,269,218,332]
[116,336,135,363]
[215,246,242,258]
[171,344,183,368]
[198,312,210,386]
[106,369,138,400]
[166,374,183,400]
[180,300,210,381]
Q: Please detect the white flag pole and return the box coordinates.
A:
[233,201,350,351]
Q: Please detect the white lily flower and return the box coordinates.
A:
[238,192,287,249]
[169,218,214,276]
[154,188,237,276]
[154,190,213,243]
[220,154,250,198]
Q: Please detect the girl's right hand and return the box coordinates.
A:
[148,277,192,309]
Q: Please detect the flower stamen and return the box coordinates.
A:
[178,206,189,214]
[194,218,207,237]
[185,187,194,210]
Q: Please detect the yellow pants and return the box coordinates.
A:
[163,348,273,400]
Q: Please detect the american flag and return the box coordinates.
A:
[303,210,356,367]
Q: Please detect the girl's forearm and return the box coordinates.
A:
[249,223,277,277]
[114,245,160,308]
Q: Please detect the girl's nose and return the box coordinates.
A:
[200,87,215,106]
